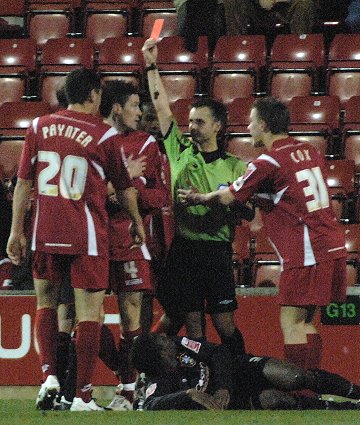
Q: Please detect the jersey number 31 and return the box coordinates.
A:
[296,166,329,213]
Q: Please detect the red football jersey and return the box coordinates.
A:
[109,131,168,261]
[230,137,346,269]
[18,110,132,256]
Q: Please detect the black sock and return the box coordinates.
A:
[308,369,360,400]
[56,332,71,389]
[221,328,245,356]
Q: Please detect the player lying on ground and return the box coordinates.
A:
[130,333,360,410]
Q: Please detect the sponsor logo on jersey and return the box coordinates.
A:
[179,353,196,367]
[181,337,201,353]
[145,383,157,398]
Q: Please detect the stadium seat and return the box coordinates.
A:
[342,96,360,173]
[344,223,360,286]
[84,2,131,46]
[98,36,146,87]
[251,226,280,288]
[288,95,341,157]
[170,98,193,133]
[325,159,356,222]
[232,225,252,287]
[0,38,37,105]
[27,3,74,46]
[37,38,95,111]
[140,2,177,38]
[0,1,26,37]
[0,140,24,180]
[0,101,52,138]
[327,34,360,108]
[269,34,325,105]
[227,136,265,164]
[39,38,95,70]
[211,35,267,104]
[227,97,255,134]
[154,36,208,102]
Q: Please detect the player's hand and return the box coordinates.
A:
[142,38,158,66]
[6,233,27,265]
[177,188,206,206]
[129,219,146,248]
[186,389,222,410]
[127,153,147,179]
[213,389,230,410]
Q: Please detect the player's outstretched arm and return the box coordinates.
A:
[178,187,235,207]
[142,39,172,137]
[6,178,32,265]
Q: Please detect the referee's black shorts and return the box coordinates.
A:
[157,235,237,315]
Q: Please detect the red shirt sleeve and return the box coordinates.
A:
[17,122,37,181]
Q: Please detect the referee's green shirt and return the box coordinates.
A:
[164,120,247,242]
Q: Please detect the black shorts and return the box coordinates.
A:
[231,354,272,409]
[156,236,237,315]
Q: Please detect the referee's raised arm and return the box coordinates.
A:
[142,39,173,137]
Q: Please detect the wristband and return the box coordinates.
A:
[145,63,157,72]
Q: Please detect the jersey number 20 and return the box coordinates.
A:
[38,151,88,200]
[296,166,329,213]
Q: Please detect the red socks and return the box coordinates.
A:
[35,307,58,380]
[75,321,100,403]
[284,334,322,370]
[98,324,119,372]
[305,333,322,369]
[284,343,308,369]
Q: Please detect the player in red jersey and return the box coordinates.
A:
[99,80,168,410]
[6,68,145,412]
[179,97,347,371]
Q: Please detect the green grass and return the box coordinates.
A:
[0,400,359,425]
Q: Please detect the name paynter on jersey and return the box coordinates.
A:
[41,124,93,147]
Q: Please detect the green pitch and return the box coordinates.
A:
[0,401,359,425]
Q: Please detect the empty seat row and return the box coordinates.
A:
[0,1,177,43]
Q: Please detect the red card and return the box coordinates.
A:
[150,18,164,41]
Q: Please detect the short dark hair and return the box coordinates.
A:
[130,333,163,377]
[56,85,68,109]
[64,68,101,105]
[253,97,290,134]
[99,80,138,118]
[191,98,228,153]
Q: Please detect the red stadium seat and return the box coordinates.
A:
[288,96,341,157]
[227,136,265,164]
[0,101,52,137]
[0,38,37,105]
[170,98,193,133]
[232,225,252,287]
[38,38,95,111]
[211,35,266,103]
[227,97,255,134]
[251,226,280,288]
[84,2,130,47]
[155,36,208,102]
[40,38,95,70]
[0,140,24,179]
[140,2,177,38]
[342,96,360,173]
[344,223,360,286]
[269,34,325,105]
[325,159,356,222]
[27,4,74,46]
[98,36,146,87]
[0,1,26,37]
[327,35,360,108]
